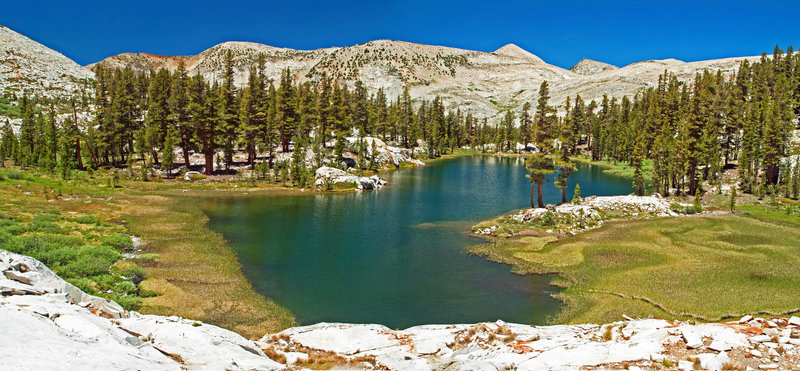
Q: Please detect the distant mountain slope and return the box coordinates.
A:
[91,39,760,118]
[0,26,94,98]
[2,25,762,120]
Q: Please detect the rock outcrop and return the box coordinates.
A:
[474,194,698,236]
[345,136,426,168]
[4,248,800,370]
[0,249,282,370]
[569,57,619,75]
[313,166,387,190]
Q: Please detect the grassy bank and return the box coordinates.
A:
[572,155,654,181]
[115,188,295,338]
[470,193,800,324]
[0,166,296,339]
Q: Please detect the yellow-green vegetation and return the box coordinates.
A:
[470,196,800,325]
[115,189,295,338]
[0,167,147,310]
[0,166,295,339]
[573,155,654,181]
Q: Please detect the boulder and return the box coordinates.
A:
[680,327,703,349]
[183,171,201,181]
[3,270,39,285]
[313,166,387,190]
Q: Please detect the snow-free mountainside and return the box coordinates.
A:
[0,24,761,120]
[0,26,93,99]
[87,38,761,119]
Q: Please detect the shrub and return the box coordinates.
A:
[111,260,147,283]
[541,211,556,226]
[0,218,16,229]
[113,281,137,295]
[109,294,141,311]
[101,234,133,251]
[56,245,121,278]
[73,214,99,225]
[4,170,24,180]
[29,214,64,234]
[15,234,82,257]
[186,173,206,181]
[0,230,20,251]
[136,253,160,261]
[670,202,700,215]
[32,213,59,223]
[4,223,28,235]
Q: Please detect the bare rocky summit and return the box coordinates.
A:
[0,26,93,99]
[570,57,619,75]
[1,24,764,121]
[90,37,762,120]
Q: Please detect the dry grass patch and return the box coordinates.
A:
[472,201,800,325]
[116,189,295,339]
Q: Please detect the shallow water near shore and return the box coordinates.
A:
[204,156,632,328]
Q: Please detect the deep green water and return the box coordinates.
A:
[204,156,633,328]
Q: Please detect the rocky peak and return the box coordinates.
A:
[494,43,545,63]
[569,57,619,75]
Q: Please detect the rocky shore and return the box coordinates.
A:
[3,249,800,370]
[474,194,699,236]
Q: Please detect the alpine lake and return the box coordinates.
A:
[204,156,633,328]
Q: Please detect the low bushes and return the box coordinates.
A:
[0,211,147,311]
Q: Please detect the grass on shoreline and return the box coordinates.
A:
[0,151,453,339]
[117,189,295,338]
[572,155,654,182]
[0,165,296,339]
[470,194,800,325]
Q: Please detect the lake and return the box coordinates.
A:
[204,156,633,328]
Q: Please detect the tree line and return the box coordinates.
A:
[0,50,506,178]
[1,47,798,200]
[517,46,800,205]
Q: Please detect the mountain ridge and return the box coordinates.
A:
[1,25,762,119]
[88,38,760,118]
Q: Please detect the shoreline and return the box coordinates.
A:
[6,246,800,370]
[123,152,473,337]
[467,189,800,326]
[116,187,297,339]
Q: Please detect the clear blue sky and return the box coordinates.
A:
[4,0,799,68]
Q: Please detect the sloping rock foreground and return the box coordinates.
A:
[3,249,800,370]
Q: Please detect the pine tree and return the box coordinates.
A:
[0,120,16,167]
[239,64,261,167]
[17,94,36,168]
[169,61,192,170]
[533,81,555,151]
[145,68,172,165]
[520,102,532,150]
[219,50,239,170]
[525,153,556,208]
[555,158,576,203]
[632,133,646,196]
[162,130,176,179]
[501,110,515,152]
